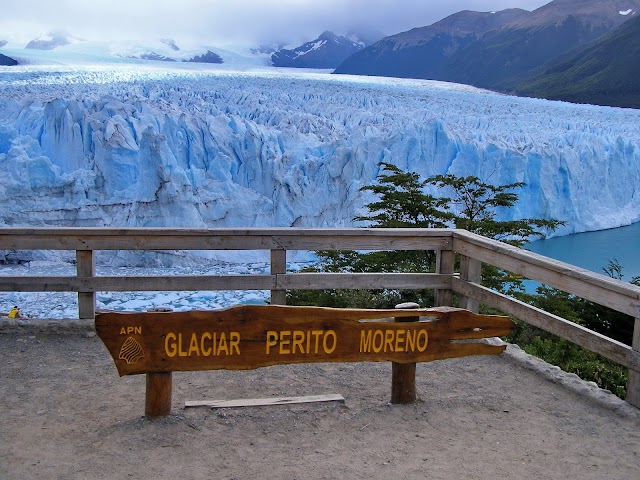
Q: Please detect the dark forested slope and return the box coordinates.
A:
[517,14,640,108]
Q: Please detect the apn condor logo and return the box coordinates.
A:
[118,336,145,364]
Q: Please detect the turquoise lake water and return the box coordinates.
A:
[526,221,640,283]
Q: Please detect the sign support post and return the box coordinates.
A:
[146,372,172,417]
[391,302,420,404]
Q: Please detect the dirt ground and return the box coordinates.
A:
[1,327,639,480]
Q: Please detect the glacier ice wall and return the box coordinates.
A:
[1,66,639,239]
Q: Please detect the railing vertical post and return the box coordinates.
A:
[270,249,287,305]
[391,302,420,404]
[627,318,640,407]
[459,255,481,313]
[76,250,95,320]
[435,250,454,307]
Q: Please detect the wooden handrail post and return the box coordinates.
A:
[459,255,481,313]
[76,250,95,320]
[435,250,454,307]
[270,249,287,305]
[627,317,640,407]
[145,372,172,417]
[391,302,420,404]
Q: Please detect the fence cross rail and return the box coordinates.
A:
[1,227,639,407]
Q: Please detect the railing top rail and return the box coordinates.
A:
[0,227,454,251]
[0,227,455,237]
[453,230,640,317]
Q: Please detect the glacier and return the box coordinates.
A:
[1,62,639,317]
[1,63,639,253]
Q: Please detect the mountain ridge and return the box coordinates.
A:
[271,30,379,69]
[334,0,640,93]
[334,9,530,79]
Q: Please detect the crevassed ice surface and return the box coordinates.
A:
[0,261,272,319]
[0,64,639,235]
[1,63,639,317]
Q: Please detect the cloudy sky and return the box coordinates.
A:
[0,0,550,48]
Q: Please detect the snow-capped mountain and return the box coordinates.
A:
[271,31,366,69]
[25,31,80,50]
[0,37,17,65]
[0,35,258,67]
[160,38,180,51]
[345,27,386,48]
[1,64,639,266]
[183,50,223,64]
[251,43,287,55]
[132,50,222,64]
[115,39,223,64]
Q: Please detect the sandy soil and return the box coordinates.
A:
[1,328,639,480]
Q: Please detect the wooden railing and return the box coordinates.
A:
[1,227,639,407]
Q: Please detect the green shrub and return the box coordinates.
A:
[508,321,628,398]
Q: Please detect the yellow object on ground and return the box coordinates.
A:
[8,307,19,319]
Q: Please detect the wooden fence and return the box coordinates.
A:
[0,227,639,406]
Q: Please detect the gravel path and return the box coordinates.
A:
[1,330,639,480]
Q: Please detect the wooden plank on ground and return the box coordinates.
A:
[185,393,345,409]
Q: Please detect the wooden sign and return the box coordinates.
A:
[95,305,513,376]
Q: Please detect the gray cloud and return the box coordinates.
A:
[0,0,550,47]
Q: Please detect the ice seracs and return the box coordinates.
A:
[0,65,638,267]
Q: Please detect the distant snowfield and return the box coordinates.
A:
[0,57,639,317]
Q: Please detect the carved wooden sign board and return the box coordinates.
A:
[95,305,514,376]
